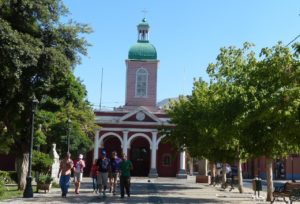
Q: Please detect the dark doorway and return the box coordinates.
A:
[130,138,150,176]
[103,136,122,158]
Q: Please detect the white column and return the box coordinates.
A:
[177,150,187,179]
[180,151,186,169]
[151,132,157,169]
[149,131,158,178]
[122,131,128,155]
[93,129,100,160]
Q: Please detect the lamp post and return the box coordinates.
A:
[23,97,39,198]
[67,118,72,153]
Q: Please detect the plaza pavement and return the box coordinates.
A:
[1,176,273,204]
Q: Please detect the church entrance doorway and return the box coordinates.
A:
[103,135,122,158]
[130,137,150,176]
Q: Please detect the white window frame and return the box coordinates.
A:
[135,67,148,97]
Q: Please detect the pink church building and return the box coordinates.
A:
[92,18,187,178]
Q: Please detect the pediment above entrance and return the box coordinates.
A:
[119,107,160,123]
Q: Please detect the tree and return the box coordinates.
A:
[164,42,300,199]
[0,0,94,190]
[207,42,300,201]
[164,79,245,190]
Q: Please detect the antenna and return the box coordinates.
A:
[99,67,103,110]
[183,67,186,96]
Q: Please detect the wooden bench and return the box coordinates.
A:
[271,182,300,204]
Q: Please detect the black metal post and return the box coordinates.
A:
[23,97,39,198]
[67,118,71,153]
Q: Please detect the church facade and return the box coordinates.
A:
[93,18,187,178]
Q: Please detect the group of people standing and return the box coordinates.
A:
[91,150,133,198]
[57,150,133,199]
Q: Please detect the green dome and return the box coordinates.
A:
[128,41,157,60]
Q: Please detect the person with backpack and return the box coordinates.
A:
[109,151,121,195]
[97,150,110,197]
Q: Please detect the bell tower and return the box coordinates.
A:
[125,18,159,109]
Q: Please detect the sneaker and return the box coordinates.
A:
[113,191,116,195]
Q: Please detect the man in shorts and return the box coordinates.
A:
[97,150,110,197]
[109,151,121,195]
[73,154,85,194]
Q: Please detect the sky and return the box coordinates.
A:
[63,0,300,110]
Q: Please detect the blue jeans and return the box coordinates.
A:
[59,175,71,195]
[92,175,97,190]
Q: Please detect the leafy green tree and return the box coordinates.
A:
[207,42,300,201]
[164,79,243,190]
[0,0,94,190]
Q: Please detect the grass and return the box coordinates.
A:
[0,182,60,201]
[0,186,22,201]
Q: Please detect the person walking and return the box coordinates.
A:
[97,150,110,197]
[90,159,98,193]
[109,151,121,195]
[73,154,85,194]
[57,152,74,198]
[119,153,133,198]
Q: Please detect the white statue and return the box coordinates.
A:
[50,143,60,183]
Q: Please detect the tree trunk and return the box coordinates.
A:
[237,159,244,193]
[266,157,273,201]
[222,162,227,185]
[189,158,193,175]
[16,153,29,190]
[204,159,208,176]
[210,162,216,185]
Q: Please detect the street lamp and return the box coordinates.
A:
[23,97,39,198]
[67,118,72,153]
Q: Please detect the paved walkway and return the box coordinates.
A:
[1,176,270,204]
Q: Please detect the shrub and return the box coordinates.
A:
[37,173,53,184]
[0,171,9,196]
[0,171,9,184]
[6,171,17,184]
[32,151,53,173]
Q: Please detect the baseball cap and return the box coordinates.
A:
[78,154,83,159]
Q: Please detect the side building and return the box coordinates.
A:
[93,18,187,178]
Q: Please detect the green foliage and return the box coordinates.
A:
[164,42,300,164]
[6,171,17,184]
[0,171,17,184]
[0,171,9,196]
[32,151,53,173]
[37,173,53,184]
[0,0,95,165]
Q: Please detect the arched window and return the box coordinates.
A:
[135,68,148,97]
